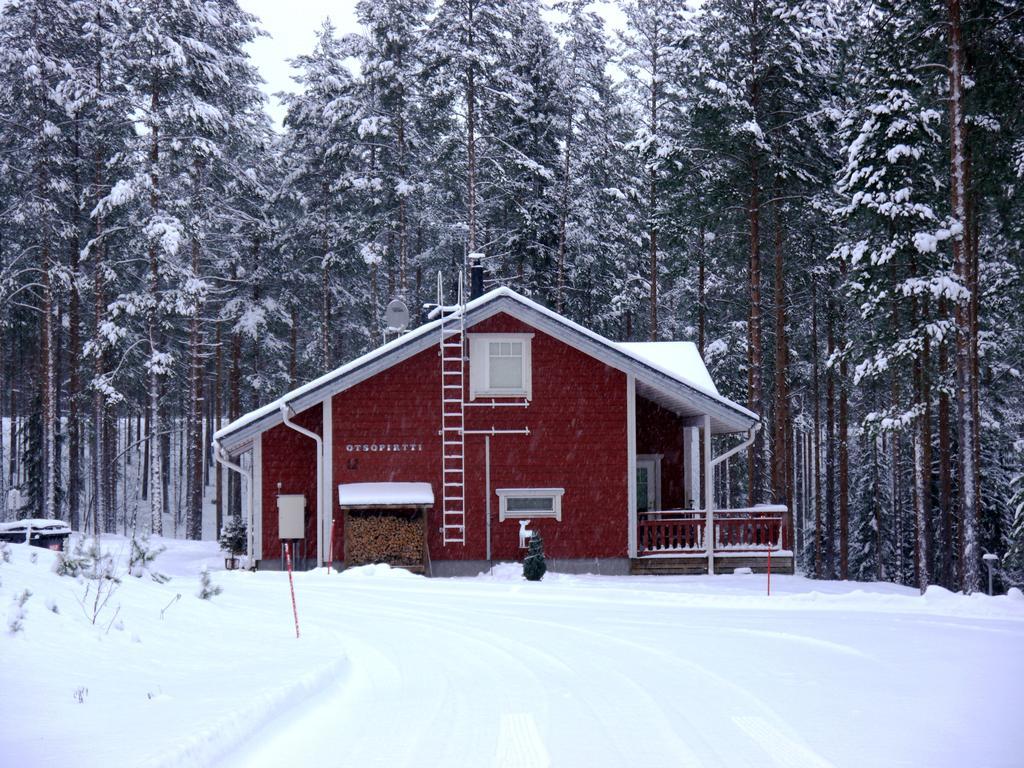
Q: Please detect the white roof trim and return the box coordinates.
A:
[214,288,757,453]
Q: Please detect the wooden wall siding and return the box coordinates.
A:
[260,402,322,560]
[311,310,630,565]
[635,396,686,509]
[470,314,628,561]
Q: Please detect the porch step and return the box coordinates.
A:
[630,554,795,576]
[631,557,709,576]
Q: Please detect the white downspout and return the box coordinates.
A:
[485,435,492,563]
[707,422,761,576]
[212,439,254,566]
[279,403,324,567]
[711,423,761,470]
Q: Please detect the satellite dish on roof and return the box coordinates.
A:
[385,298,410,332]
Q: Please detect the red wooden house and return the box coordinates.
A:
[213,286,793,576]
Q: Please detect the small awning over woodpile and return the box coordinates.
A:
[337,482,435,508]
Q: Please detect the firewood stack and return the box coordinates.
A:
[346,512,425,567]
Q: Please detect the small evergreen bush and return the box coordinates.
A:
[128,535,169,583]
[9,588,32,633]
[523,532,546,582]
[197,566,222,600]
[53,538,94,578]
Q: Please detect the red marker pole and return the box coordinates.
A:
[285,542,301,639]
[767,544,772,597]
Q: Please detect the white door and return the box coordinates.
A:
[636,456,661,513]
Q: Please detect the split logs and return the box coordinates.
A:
[346,510,425,567]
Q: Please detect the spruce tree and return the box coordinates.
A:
[523,531,546,581]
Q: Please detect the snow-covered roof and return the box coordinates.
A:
[214,287,757,453]
[615,342,719,396]
[338,482,435,507]
[0,518,73,535]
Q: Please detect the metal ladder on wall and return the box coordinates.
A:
[439,274,466,544]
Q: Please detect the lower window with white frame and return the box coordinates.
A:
[496,488,564,522]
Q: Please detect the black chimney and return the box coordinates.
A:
[469,252,485,300]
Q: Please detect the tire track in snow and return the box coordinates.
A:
[228,588,560,767]
[332,590,704,765]
[365,588,838,767]
[235,579,842,768]
[337,589,769,766]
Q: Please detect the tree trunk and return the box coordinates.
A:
[825,294,836,579]
[92,234,107,535]
[772,201,789,508]
[556,87,573,314]
[186,234,204,540]
[7,373,15,488]
[747,161,763,504]
[697,223,706,358]
[811,279,822,578]
[937,297,954,587]
[215,322,223,534]
[68,118,83,531]
[229,325,242,521]
[912,258,933,593]
[41,237,57,520]
[466,1,478,257]
[147,84,164,537]
[837,266,849,581]
[946,0,979,593]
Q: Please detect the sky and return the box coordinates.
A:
[237,0,630,129]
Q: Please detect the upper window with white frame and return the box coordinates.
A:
[469,333,533,399]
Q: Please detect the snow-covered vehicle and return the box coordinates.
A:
[0,518,73,551]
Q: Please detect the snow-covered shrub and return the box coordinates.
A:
[197,566,222,600]
[128,535,169,583]
[0,541,10,564]
[53,538,93,578]
[73,687,88,704]
[71,540,122,626]
[8,589,31,634]
[523,532,546,582]
[218,517,247,558]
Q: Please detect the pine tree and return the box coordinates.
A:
[351,0,431,303]
[554,0,638,333]
[832,1,951,591]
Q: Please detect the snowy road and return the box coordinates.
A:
[222,568,1024,768]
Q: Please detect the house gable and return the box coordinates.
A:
[215,288,756,456]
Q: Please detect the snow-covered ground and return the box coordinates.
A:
[2,536,1022,768]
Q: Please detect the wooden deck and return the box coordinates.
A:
[633,505,794,575]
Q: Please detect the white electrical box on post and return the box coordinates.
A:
[277,494,306,540]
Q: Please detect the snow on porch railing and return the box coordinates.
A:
[637,506,789,556]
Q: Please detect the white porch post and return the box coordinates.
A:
[322,396,333,567]
[683,427,700,508]
[627,374,637,558]
[704,414,714,575]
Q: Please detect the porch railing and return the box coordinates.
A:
[637,505,789,556]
